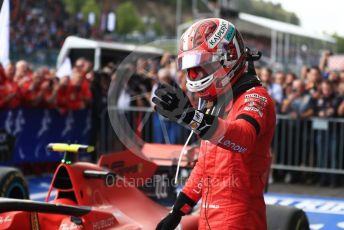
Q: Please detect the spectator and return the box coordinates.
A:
[4,63,15,81]
[146,59,159,80]
[127,58,153,107]
[300,65,309,81]
[260,67,283,109]
[56,76,70,113]
[19,68,45,107]
[319,50,332,75]
[315,80,341,118]
[0,63,20,109]
[339,71,344,83]
[41,80,58,108]
[286,72,297,84]
[305,66,321,99]
[328,71,339,83]
[337,82,344,116]
[274,71,285,87]
[75,57,94,81]
[14,60,31,84]
[314,80,341,186]
[284,72,297,98]
[151,68,181,144]
[0,65,9,108]
[280,79,315,118]
[160,52,172,68]
[67,68,92,110]
[114,65,133,110]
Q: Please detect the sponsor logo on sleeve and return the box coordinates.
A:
[218,136,247,153]
[244,93,267,103]
[243,106,264,117]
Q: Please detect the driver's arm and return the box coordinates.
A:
[195,89,273,153]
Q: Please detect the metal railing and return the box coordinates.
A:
[272,115,344,174]
[100,108,344,174]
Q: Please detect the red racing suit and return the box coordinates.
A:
[182,86,276,229]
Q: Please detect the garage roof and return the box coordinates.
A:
[238,13,335,43]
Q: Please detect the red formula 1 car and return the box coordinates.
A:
[0,143,198,230]
[0,143,310,230]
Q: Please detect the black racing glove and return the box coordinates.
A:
[156,192,196,230]
[152,83,218,139]
[152,83,194,123]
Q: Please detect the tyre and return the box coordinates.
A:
[267,204,310,230]
[0,167,29,199]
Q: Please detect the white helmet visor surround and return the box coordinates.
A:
[177,51,223,70]
[178,51,223,93]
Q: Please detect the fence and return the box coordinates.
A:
[101,107,344,174]
[272,115,344,174]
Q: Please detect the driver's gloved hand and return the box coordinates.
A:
[156,212,182,230]
[152,83,217,139]
[152,83,194,123]
[156,192,196,230]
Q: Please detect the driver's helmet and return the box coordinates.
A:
[177,18,246,100]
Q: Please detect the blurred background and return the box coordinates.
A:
[1,0,344,229]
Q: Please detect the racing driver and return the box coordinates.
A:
[153,18,276,230]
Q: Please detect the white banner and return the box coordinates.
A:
[0,0,10,66]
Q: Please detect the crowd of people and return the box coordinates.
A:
[258,52,344,119]
[2,51,344,117]
[10,0,101,54]
[0,59,92,113]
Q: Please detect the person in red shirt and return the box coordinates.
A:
[0,64,20,108]
[4,63,15,81]
[56,76,70,113]
[39,79,58,109]
[0,65,9,108]
[19,68,45,107]
[153,18,276,230]
[62,68,92,111]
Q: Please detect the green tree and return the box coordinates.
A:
[238,0,300,25]
[63,0,100,23]
[63,0,84,14]
[334,34,344,53]
[116,2,144,35]
[81,0,101,23]
[153,22,163,36]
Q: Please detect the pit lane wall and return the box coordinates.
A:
[0,108,91,164]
